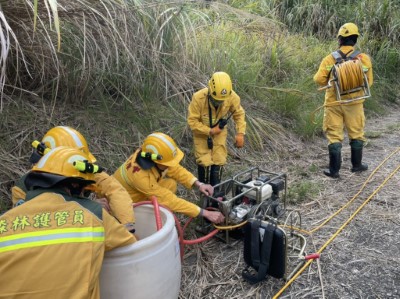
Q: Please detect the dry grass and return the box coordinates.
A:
[0,87,399,299]
[0,1,211,110]
[0,0,399,297]
[178,108,400,299]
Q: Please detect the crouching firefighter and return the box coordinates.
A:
[11,126,136,233]
[313,22,373,178]
[0,146,135,299]
[188,71,246,186]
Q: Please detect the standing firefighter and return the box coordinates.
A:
[314,23,373,178]
[0,147,135,299]
[188,72,246,186]
[113,132,225,224]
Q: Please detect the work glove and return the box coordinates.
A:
[235,133,245,148]
[210,126,222,136]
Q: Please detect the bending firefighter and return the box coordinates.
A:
[113,132,225,224]
[188,72,246,186]
[313,23,373,178]
[11,126,135,232]
[0,147,135,299]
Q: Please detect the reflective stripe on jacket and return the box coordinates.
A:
[0,189,135,299]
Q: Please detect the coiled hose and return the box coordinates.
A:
[333,59,365,94]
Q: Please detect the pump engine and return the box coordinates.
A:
[201,167,287,236]
[199,167,308,282]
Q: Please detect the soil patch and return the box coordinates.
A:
[179,109,400,299]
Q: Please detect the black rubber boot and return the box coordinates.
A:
[197,165,210,184]
[210,165,223,186]
[350,139,368,172]
[323,143,342,178]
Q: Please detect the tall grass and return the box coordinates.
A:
[265,0,400,43]
[1,1,208,113]
[1,0,400,214]
[0,2,398,151]
[1,0,398,133]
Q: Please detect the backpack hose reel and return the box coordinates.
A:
[319,56,371,104]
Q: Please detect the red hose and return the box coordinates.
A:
[133,200,221,259]
[182,229,219,245]
[150,196,163,231]
[133,199,163,231]
[304,253,320,260]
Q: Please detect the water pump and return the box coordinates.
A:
[200,167,287,240]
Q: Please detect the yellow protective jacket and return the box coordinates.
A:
[113,149,201,218]
[313,45,373,105]
[93,172,135,225]
[188,87,246,166]
[11,172,135,226]
[0,188,135,299]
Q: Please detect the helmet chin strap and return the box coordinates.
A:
[155,163,168,171]
[208,94,222,108]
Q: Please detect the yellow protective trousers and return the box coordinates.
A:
[188,87,246,167]
[323,102,366,144]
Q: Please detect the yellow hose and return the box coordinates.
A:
[310,147,400,233]
[311,59,367,124]
[213,220,248,230]
[334,60,365,93]
[272,151,400,298]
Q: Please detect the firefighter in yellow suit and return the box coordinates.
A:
[0,146,135,299]
[113,132,225,224]
[188,72,246,186]
[313,23,373,178]
[11,126,135,232]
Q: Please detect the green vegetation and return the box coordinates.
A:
[1,0,399,212]
[288,180,321,204]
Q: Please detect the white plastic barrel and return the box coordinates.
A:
[100,205,181,299]
[245,180,273,201]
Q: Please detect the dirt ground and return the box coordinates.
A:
[179,108,400,299]
[1,100,398,299]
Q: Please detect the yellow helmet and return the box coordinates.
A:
[41,126,96,162]
[337,23,359,37]
[26,146,98,190]
[208,72,233,101]
[141,132,184,167]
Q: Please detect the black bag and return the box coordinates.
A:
[242,218,286,284]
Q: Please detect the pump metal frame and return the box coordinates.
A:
[232,167,287,210]
[198,166,307,281]
[197,177,255,245]
[198,168,287,243]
